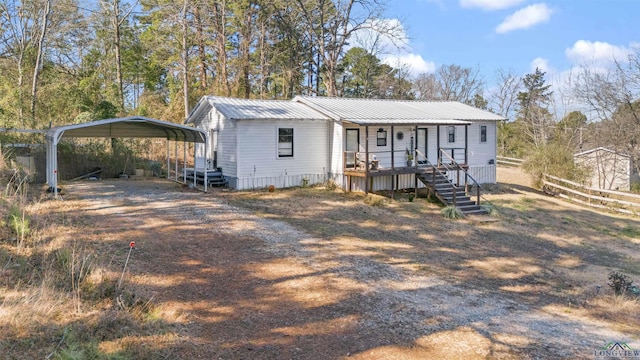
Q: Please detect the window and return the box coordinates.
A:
[480,125,487,143]
[448,126,456,143]
[377,128,387,146]
[278,128,293,157]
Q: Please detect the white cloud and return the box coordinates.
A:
[460,0,524,11]
[496,3,553,34]
[565,40,632,65]
[530,57,552,73]
[382,54,436,75]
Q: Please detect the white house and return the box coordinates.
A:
[185,96,505,192]
[574,147,640,191]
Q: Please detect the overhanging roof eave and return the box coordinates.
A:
[46,117,206,145]
[343,119,473,126]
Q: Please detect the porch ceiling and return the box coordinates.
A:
[344,119,471,126]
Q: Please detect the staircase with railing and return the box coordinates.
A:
[414,149,486,216]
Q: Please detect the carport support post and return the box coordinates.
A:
[183,142,187,183]
[166,140,170,180]
[174,140,178,182]
[193,142,197,188]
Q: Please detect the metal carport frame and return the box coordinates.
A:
[45,116,208,195]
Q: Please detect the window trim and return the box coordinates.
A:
[448,126,456,143]
[376,128,387,147]
[277,127,294,158]
[480,125,487,143]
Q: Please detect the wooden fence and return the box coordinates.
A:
[542,173,640,216]
[496,156,524,167]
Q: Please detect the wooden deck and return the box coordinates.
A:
[343,164,468,178]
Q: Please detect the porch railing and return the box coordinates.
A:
[343,149,417,170]
[439,149,481,206]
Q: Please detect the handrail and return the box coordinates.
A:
[439,149,481,206]
[415,149,459,206]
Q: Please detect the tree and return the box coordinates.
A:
[338,47,381,97]
[554,110,587,150]
[413,64,484,104]
[290,0,396,97]
[489,68,521,119]
[516,68,554,147]
[572,48,640,177]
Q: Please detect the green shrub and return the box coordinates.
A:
[441,205,464,219]
[608,271,634,295]
[481,204,500,217]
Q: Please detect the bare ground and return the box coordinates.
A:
[3,167,640,359]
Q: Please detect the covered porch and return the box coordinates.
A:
[342,121,472,194]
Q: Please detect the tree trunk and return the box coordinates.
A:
[194,5,207,90]
[182,0,190,118]
[112,0,125,112]
[31,0,51,122]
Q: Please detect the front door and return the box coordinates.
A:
[417,128,428,164]
[345,129,360,168]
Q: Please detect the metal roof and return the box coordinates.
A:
[186,96,330,123]
[574,146,630,158]
[294,96,507,124]
[46,116,206,144]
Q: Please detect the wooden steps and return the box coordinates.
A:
[417,171,486,216]
[184,168,228,187]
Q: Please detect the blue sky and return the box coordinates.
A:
[376,0,639,79]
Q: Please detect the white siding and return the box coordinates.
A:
[195,110,238,177]
[575,150,631,191]
[329,120,343,175]
[234,119,330,190]
[467,121,497,167]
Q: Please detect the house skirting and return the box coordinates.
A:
[225,165,495,192]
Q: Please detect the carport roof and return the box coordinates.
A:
[46,116,206,144]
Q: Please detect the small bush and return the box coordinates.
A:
[364,194,386,207]
[441,205,464,219]
[8,205,29,245]
[481,204,500,217]
[608,271,634,295]
[324,179,338,191]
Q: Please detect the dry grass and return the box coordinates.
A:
[0,167,639,358]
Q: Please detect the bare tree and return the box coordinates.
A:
[413,64,484,104]
[100,0,138,113]
[30,0,51,119]
[572,49,640,176]
[291,0,396,97]
[489,68,521,119]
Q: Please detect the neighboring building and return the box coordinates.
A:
[574,147,640,191]
[185,96,505,192]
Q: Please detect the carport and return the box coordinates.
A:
[45,116,208,193]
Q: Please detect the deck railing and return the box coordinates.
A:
[439,149,481,206]
[343,149,417,171]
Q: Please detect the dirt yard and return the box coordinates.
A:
[10,167,640,359]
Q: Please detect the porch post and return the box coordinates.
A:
[436,125,441,166]
[365,125,369,194]
[390,125,395,169]
[465,124,469,165]
[414,125,418,168]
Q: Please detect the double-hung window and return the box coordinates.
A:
[480,125,487,143]
[278,128,294,157]
[448,126,456,143]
